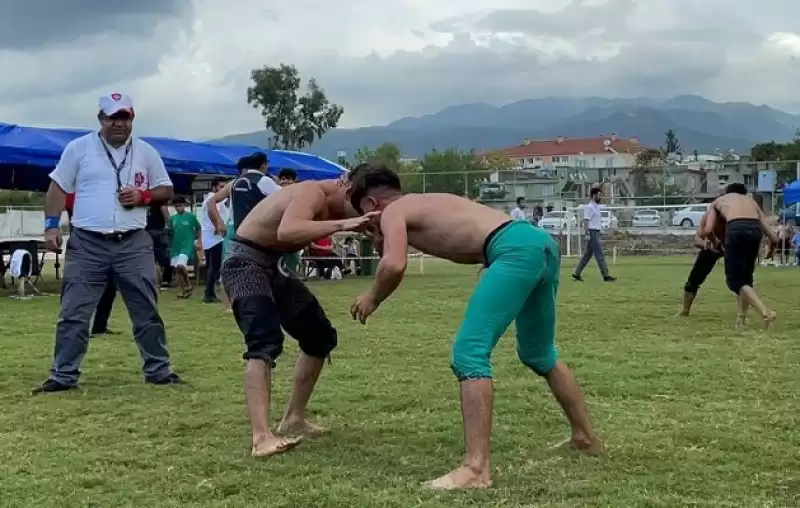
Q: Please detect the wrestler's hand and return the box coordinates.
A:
[350,293,378,324]
[340,211,381,232]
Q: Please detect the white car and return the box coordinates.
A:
[632,209,661,227]
[538,211,578,231]
[601,210,619,230]
[672,204,709,228]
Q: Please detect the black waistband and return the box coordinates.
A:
[482,220,513,266]
[231,235,283,256]
[726,218,760,229]
[77,228,142,241]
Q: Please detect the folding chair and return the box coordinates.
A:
[8,248,39,300]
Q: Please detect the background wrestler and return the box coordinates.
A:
[222,175,377,457]
[348,167,601,490]
[704,183,778,328]
[679,209,724,316]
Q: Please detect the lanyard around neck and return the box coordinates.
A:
[98,133,132,191]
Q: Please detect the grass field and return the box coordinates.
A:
[0,257,798,507]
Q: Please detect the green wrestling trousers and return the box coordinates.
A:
[451,220,560,380]
[283,252,301,273]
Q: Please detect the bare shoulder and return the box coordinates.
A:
[290,181,326,200]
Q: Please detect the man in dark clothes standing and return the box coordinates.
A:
[146,203,172,288]
[65,193,118,337]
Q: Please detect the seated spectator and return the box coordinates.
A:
[308,236,344,279]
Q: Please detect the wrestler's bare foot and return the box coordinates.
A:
[552,435,605,456]
[676,310,689,317]
[425,465,492,490]
[251,435,302,457]
[276,418,327,438]
[762,311,777,330]
[735,314,747,329]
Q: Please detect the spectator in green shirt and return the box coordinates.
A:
[169,196,201,298]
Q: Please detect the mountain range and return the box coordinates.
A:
[213,95,800,159]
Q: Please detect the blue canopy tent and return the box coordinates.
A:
[0,123,345,193]
[783,180,800,206]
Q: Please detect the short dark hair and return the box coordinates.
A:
[236,155,252,171]
[590,187,602,197]
[516,197,525,205]
[172,196,188,205]
[251,151,268,168]
[210,178,226,188]
[725,182,748,195]
[347,163,371,183]
[349,165,402,213]
[278,168,297,180]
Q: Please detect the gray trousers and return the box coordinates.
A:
[50,228,173,385]
[574,229,610,277]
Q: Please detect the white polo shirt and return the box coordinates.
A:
[200,192,230,250]
[510,207,527,220]
[583,201,602,230]
[49,132,173,233]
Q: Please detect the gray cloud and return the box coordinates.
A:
[1,0,800,139]
[431,0,636,40]
[0,0,189,50]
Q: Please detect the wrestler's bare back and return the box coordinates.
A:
[713,194,763,221]
[383,194,513,265]
[236,180,343,252]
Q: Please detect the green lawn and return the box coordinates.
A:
[1,257,798,507]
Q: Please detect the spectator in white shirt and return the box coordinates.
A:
[36,93,181,393]
[201,178,230,303]
[510,197,529,221]
[572,187,616,282]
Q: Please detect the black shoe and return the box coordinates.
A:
[32,379,78,395]
[146,373,184,386]
[604,276,617,282]
[202,296,219,303]
[571,274,584,282]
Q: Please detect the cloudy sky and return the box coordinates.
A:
[1,0,799,139]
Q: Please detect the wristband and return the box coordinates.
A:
[140,190,153,205]
[45,216,60,230]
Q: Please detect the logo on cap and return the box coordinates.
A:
[111,93,122,101]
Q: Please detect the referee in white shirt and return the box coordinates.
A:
[572,187,616,282]
[36,93,181,393]
[510,197,529,221]
[201,178,230,303]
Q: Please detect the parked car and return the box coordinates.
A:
[538,211,578,231]
[478,183,506,200]
[671,204,709,228]
[632,209,661,227]
[778,204,800,226]
[600,210,619,230]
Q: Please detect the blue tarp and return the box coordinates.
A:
[0,122,345,192]
[783,180,800,206]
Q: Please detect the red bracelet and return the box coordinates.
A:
[139,190,153,205]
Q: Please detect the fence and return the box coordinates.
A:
[397,160,800,213]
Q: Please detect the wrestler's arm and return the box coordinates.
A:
[276,187,347,245]
[207,181,233,230]
[702,204,718,238]
[693,213,709,248]
[756,207,779,244]
[367,207,408,305]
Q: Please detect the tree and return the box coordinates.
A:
[354,142,402,171]
[246,63,343,150]
[662,129,681,156]
[0,190,44,207]
[418,148,493,198]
